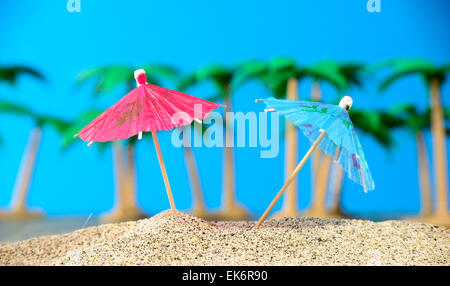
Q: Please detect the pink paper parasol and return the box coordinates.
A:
[75,69,223,212]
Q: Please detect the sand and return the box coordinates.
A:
[0,210,448,266]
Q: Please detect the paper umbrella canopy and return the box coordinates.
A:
[76,70,221,143]
[255,96,374,227]
[75,69,222,211]
[262,96,375,192]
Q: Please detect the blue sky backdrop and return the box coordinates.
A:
[0,0,449,217]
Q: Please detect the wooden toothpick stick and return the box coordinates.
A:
[152,131,177,211]
[333,146,341,162]
[255,130,328,227]
[355,154,368,193]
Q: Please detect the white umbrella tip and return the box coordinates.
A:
[134,69,146,79]
[339,96,353,111]
[134,69,147,86]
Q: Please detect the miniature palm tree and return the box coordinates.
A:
[179,64,255,220]
[0,65,46,219]
[379,59,450,226]
[0,65,45,144]
[389,104,434,216]
[183,141,209,217]
[174,79,211,218]
[390,104,450,219]
[75,64,178,222]
[0,101,69,220]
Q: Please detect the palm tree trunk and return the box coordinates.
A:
[277,78,299,216]
[112,144,127,212]
[330,166,345,214]
[310,152,333,216]
[10,126,42,216]
[223,96,235,209]
[184,146,207,216]
[430,79,449,216]
[124,143,139,213]
[221,94,247,219]
[416,131,432,216]
[105,143,143,222]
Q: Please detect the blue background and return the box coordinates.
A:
[0,0,449,217]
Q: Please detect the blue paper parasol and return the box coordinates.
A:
[255,96,374,227]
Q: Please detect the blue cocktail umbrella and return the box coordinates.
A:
[255,96,374,227]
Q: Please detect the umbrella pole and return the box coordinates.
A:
[355,154,368,193]
[255,130,327,228]
[152,131,177,212]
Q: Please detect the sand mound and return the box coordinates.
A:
[1,210,449,265]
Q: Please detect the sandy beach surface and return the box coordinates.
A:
[0,210,448,266]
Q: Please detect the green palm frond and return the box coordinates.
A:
[236,58,366,98]
[140,64,179,87]
[365,59,396,74]
[76,64,180,97]
[0,100,34,117]
[266,59,299,98]
[437,65,450,85]
[178,64,235,98]
[444,106,450,118]
[378,59,438,92]
[338,63,366,89]
[301,61,348,91]
[350,108,403,149]
[232,60,268,89]
[36,115,71,134]
[235,58,298,99]
[266,73,292,99]
[75,65,133,95]
[440,64,450,80]
[180,59,300,101]
[268,57,297,72]
[197,65,234,90]
[177,73,198,92]
[0,99,71,137]
[388,104,430,133]
[0,65,45,85]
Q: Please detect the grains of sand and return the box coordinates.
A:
[0,210,448,266]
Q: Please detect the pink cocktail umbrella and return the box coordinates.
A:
[75,69,222,212]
